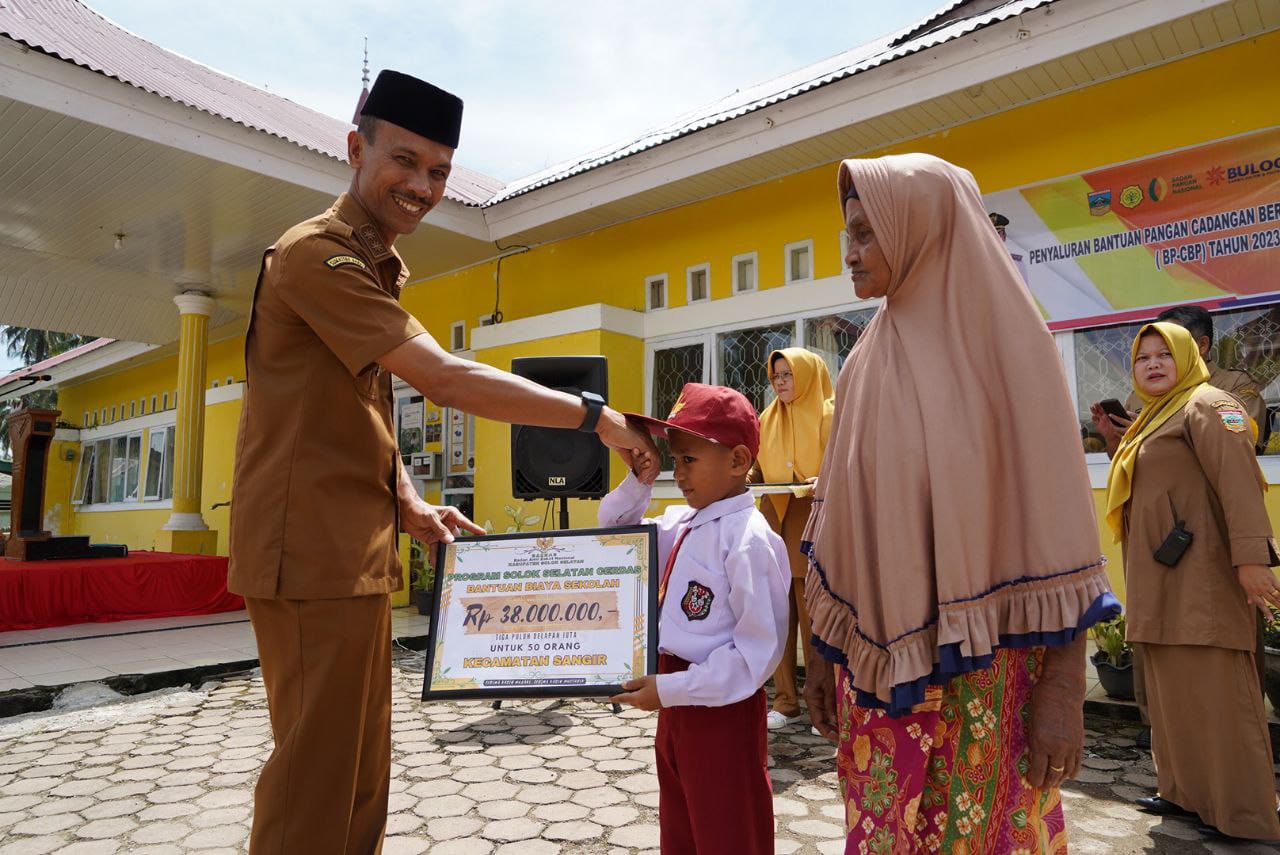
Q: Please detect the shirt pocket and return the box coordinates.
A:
[355,366,382,400]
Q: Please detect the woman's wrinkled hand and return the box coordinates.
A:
[804,657,840,743]
[1026,675,1084,791]
[1238,564,1280,615]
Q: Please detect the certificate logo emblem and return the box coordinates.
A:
[680,581,714,621]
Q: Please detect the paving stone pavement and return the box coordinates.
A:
[0,656,1277,854]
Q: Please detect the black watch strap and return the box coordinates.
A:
[577,391,605,433]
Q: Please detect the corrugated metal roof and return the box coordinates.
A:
[0,0,503,206]
[0,336,113,387]
[490,0,1056,204]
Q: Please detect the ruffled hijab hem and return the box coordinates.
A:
[803,540,1120,716]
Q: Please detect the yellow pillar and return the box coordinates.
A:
[156,291,218,555]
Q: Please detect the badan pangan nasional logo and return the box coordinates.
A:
[1087,189,1112,216]
[1147,176,1169,202]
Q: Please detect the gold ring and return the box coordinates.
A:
[1049,765,1065,773]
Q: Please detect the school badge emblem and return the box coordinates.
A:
[680,581,714,621]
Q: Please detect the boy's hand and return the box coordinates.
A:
[610,675,663,711]
[630,447,661,485]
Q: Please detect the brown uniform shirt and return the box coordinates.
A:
[1122,385,1279,651]
[1127,362,1268,450]
[228,193,428,599]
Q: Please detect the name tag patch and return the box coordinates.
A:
[681,581,714,621]
[325,254,369,272]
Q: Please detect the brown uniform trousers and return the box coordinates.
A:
[762,496,813,718]
[1122,386,1280,840]
[230,194,428,854]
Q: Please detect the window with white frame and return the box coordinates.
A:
[450,321,466,352]
[718,322,796,413]
[161,392,169,411]
[144,426,176,500]
[645,274,668,311]
[82,411,90,427]
[732,253,758,294]
[785,240,813,284]
[73,426,175,506]
[151,394,158,413]
[686,264,710,303]
[1070,303,1280,455]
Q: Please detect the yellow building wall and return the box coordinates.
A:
[45,32,1279,609]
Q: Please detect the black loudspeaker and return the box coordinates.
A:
[511,356,609,499]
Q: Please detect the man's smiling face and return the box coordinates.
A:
[347,118,453,244]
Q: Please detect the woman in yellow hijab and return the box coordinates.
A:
[1105,322,1280,842]
[753,347,833,729]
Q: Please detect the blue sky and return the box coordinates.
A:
[88,0,944,180]
[4,0,945,375]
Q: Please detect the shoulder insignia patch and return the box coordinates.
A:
[1214,403,1247,433]
[680,581,714,621]
[356,223,391,260]
[325,254,369,272]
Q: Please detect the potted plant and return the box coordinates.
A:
[410,540,434,616]
[1263,612,1280,713]
[1090,615,1134,700]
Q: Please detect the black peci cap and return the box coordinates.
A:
[360,70,463,149]
[989,212,1010,227]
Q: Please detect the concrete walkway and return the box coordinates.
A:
[1,648,1277,854]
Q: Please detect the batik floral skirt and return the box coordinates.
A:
[835,647,1068,855]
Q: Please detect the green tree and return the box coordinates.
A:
[0,326,93,459]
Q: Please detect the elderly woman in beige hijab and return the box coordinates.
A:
[801,153,1120,854]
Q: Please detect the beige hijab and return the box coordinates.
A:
[804,154,1114,712]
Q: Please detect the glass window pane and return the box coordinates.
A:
[735,259,755,291]
[652,343,705,470]
[648,279,664,309]
[108,435,128,503]
[162,427,176,500]
[124,434,142,501]
[1209,305,1280,454]
[689,270,708,301]
[73,444,95,505]
[144,430,165,500]
[92,439,111,504]
[717,322,795,414]
[790,246,810,281]
[804,309,879,381]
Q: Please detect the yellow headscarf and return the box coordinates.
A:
[757,347,834,519]
[1104,322,1209,541]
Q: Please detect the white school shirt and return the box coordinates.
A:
[598,473,790,708]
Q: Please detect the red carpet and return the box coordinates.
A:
[0,551,243,631]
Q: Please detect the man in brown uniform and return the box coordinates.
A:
[229,70,657,854]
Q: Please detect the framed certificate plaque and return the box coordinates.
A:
[421,526,658,701]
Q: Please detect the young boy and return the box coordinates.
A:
[604,383,790,855]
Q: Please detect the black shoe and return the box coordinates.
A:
[1135,728,1151,750]
[1134,796,1192,817]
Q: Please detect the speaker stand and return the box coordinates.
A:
[558,496,570,530]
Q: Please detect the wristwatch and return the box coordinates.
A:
[577,391,605,433]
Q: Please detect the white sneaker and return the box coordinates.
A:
[766,710,800,730]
